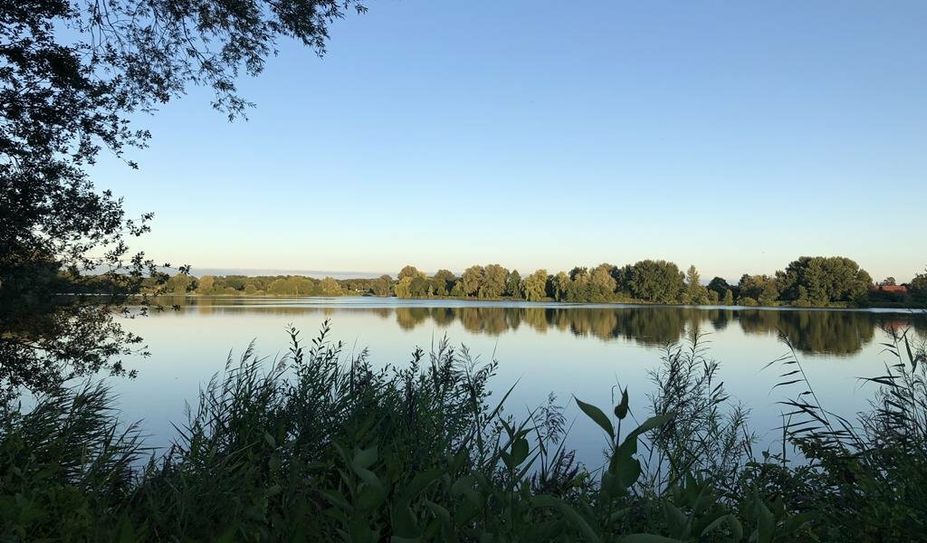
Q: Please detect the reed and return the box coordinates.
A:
[1,320,922,541]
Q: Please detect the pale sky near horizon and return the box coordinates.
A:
[91,1,927,282]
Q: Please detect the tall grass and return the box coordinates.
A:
[0,383,142,540]
[641,336,754,498]
[768,329,927,541]
[0,320,922,541]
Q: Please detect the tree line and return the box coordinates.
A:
[155,256,927,308]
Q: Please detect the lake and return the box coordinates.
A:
[112,297,927,468]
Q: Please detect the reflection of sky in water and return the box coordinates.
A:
[112,298,927,469]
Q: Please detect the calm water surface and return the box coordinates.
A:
[112,297,927,467]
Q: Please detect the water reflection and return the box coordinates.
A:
[153,297,927,356]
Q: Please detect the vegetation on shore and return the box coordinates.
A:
[2,321,925,541]
[155,257,927,309]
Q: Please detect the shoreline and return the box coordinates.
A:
[138,293,927,314]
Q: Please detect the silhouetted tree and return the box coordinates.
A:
[0,0,367,399]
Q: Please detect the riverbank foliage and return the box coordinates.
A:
[154,257,927,309]
[2,322,924,541]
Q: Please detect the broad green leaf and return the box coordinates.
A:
[615,388,629,420]
[575,397,614,438]
[357,482,386,510]
[510,437,529,467]
[609,450,641,489]
[755,498,775,543]
[353,446,378,470]
[662,502,689,538]
[633,414,670,437]
[391,503,420,539]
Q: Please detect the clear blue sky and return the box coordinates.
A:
[92,1,927,282]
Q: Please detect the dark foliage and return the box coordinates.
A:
[0,0,366,399]
[3,321,923,540]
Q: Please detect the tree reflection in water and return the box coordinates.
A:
[160,297,927,357]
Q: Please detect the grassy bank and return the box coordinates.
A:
[1,322,925,542]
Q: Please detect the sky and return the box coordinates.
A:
[91,1,927,282]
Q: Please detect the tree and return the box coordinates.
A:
[461,266,484,297]
[611,264,634,298]
[225,276,247,291]
[707,277,732,299]
[589,263,617,302]
[371,275,392,296]
[165,274,197,295]
[505,270,523,298]
[265,276,314,296]
[449,281,467,297]
[480,264,508,299]
[684,265,710,305]
[432,269,456,296]
[1,0,367,399]
[561,267,591,302]
[267,278,290,295]
[551,272,572,302]
[318,277,343,297]
[398,265,424,281]
[777,256,872,305]
[569,267,589,281]
[522,269,548,302]
[628,260,685,304]
[880,277,897,287]
[393,277,413,299]
[410,275,432,298]
[910,270,927,303]
[723,289,735,306]
[196,275,216,295]
[737,274,779,306]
